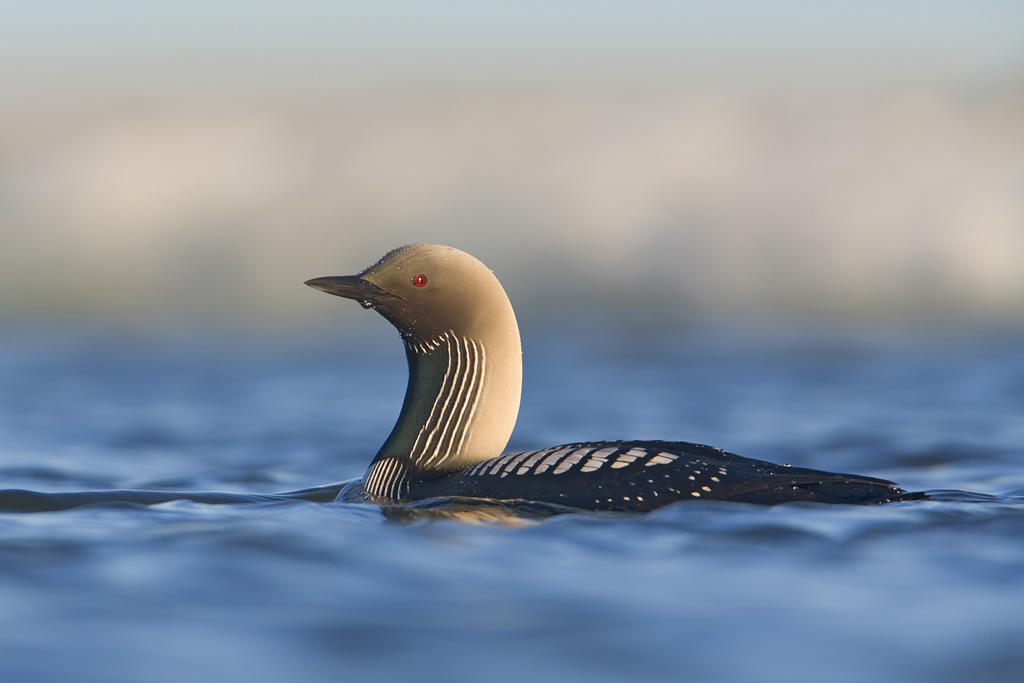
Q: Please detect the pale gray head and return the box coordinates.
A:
[306,244,522,486]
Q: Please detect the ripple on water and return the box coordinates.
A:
[2,329,1024,682]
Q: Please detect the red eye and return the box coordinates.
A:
[412,274,428,288]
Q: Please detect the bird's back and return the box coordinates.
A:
[415,440,911,510]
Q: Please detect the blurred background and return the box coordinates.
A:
[3,1,1022,335]
[3,6,1024,683]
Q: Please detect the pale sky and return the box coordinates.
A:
[4,1,1022,90]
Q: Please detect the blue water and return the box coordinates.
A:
[1,323,1023,682]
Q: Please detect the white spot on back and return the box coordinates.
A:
[516,450,548,475]
[500,451,535,477]
[612,447,647,469]
[534,447,575,474]
[553,447,593,474]
[486,453,517,476]
[580,446,617,473]
[646,452,679,466]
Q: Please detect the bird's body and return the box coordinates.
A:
[306,244,913,511]
[416,441,908,509]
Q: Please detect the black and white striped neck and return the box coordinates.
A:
[364,330,488,499]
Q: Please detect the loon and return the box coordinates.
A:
[306,244,914,511]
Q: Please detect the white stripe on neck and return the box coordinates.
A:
[411,332,485,471]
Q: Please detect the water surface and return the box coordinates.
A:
[1,324,1022,682]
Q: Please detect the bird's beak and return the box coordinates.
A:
[304,275,396,309]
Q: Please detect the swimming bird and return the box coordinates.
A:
[306,244,914,511]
